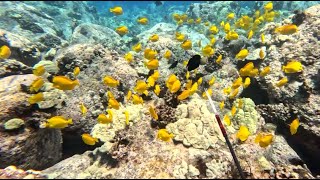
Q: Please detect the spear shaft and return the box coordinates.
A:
[205,89,245,179]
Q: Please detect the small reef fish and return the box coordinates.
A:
[224,22,230,33]
[264,2,273,11]
[144,49,157,60]
[223,86,231,95]
[116,26,128,36]
[274,24,298,35]
[0,45,11,59]
[227,13,235,20]
[132,43,142,52]
[132,94,144,104]
[259,48,265,59]
[157,129,174,142]
[149,34,159,42]
[290,118,300,135]
[210,37,216,45]
[80,102,87,116]
[134,80,149,95]
[107,91,115,99]
[110,6,123,15]
[126,90,132,101]
[52,76,79,90]
[123,110,130,125]
[137,17,148,25]
[236,125,250,142]
[149,105,158,120]
[186,71,190,79]
[219,101,225,110]
[177,89,190,100]
[229,88,239,99]
[166,74,178,89]
[33,65,46,76]
[44,116,73,129]
[248,30,254,40]
[108,98,120,110]
[216,54,223,64]
[154,84,160,96]
[226,31,239,40]
[243,77,251,88]
[255,133,273,148]
[236,49,249,60]
[151,70,159,80]
[147,76,155,87]
[282,61,303,73]
[172,13,181,21]
[240,62,255,77]
[175,32,185,42]
[189,82,198,95]
[186,55,201,71]
[185,80,192,89]
[208,76,216,86]
[97,113,112,124]
[30,77,44,92]
[164,50,171,59]
[124,52,134,63]
[202,88,212,99]
[209,25,219,34]
[28,92,44,104]
[181,40,192,50]
[238,98,243,109]
[197,77,203,85]
[73,67,80,77]
[231,105,237,117]
[202,45,215,57]
[261,33,265,43]
[232,77,243,89]
[260,66,271,77]
[224,114,231,126]
[220,21,225,27]
[103,76,120,87]
[187,19,194,24]
[82,134,98,146]
[195,17,201,24]
[276,77,288,87]
[169,79,181,93]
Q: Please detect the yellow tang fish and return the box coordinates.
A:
[238,98,243,109]
[73,67,80,77]
[236,49,249,60]
[274,24,298,35]
[243,77,251,88]
[181,40,192,50]
[202,45,215,56]
[109,6,123,15]
[137,17,148,25]
[195,17,201,24]
[107,91,115,99]
[229,88,239,99]
[189,82,198,95]
[282,61,303,73]
[223,86,231,95]
[186,71,190,79]
[97,113,112,124]
[290,118,300,135]
[144,48,158,60]
[248,30,254,40]
[260,66,270,77]
[169,80,181,93]
[147,76,155,87]
[276,77,288,87]
[227,13,235,20]
[45,116,73,129]
[126,90,132,101]
[208,76,215,86]
[30,77,44,92]
[220,21,225,27]
[33,65,46,76]
[149,105,158,120]
[123,110,130,125]
[172,13,181,21]
[124,52,134,63]
[28,92,44,104]
[164,50,171,59]
[0,45,11,59]
[157,129,174,142]
[108,98,120,110]
[144,59,159,70]
[185,80,193,90]
[224,22,230,33]
[175,32,185,42]
[149,34,159,42]
[210,37,216,45]
[166,74,178,89]
[116,26,128,35]
[177,89,190,100]
[226,31,239,40]
[255,133,273,148]
[82,133,98,146]
[232,77,243,89]
[202,88,212,99]
[151,70,159,81]
[79,102,87,116]
[209,25,219,34]
[52,76,80,90]
[216,54,222,64]
[187,19,194,24]
[261,33,265,43]
[132,94,144,104]
[259,48,265,59]
[264,2,273,11]
[154,84,160,96]
[219,101,225,110]
[231,105,237,116]
[236,125,250,142]
[134,80,149,95]
[103,76,120,87]
[224,114,231,126]
[197,77,203,85]
[132,43,142,52]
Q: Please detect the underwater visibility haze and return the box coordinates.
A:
[1,1,320,179]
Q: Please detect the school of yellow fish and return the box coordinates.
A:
[1,2,306,147]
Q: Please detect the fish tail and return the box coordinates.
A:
[74,79,80,85]
[68,119,73,125]
[109,8,113,12]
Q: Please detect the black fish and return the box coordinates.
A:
[187,55,201,71]
[169,61,178,69]
[154,1,163,6]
